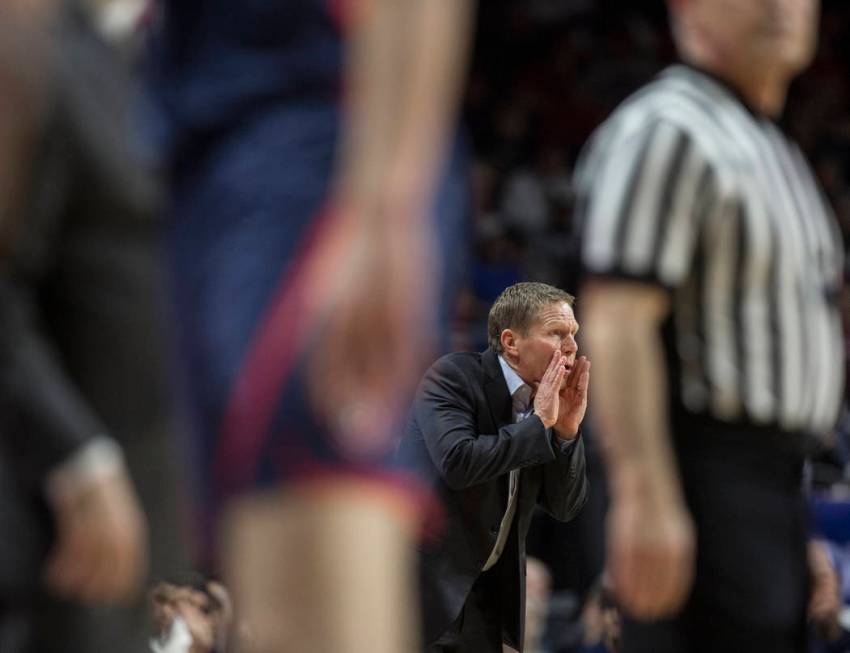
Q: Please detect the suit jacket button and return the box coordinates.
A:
[489,525,499,536]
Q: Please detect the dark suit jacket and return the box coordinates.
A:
[399,348,588,649]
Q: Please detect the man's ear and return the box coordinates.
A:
[500,329,518,357]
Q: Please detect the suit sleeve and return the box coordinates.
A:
[537,434,588,522]
[0,279,104,487]
[414,357,559,490]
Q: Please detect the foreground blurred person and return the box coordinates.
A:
[575,0,844,651]
[399,282,589,651]
[0,1,187,651]
[148,1,473,651]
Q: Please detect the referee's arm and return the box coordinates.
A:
[576,122,716,620]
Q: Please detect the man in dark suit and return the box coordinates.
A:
[399,281,590,652]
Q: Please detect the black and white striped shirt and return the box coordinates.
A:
[575,64,845,436]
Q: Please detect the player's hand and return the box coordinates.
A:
[607,491,695,620]
[307,202,436,459]
[44,467,147,604]
[554,355,590,440]
[533,351,568,429]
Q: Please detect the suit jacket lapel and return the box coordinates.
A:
[482,348,513,429]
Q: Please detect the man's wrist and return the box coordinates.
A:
[45,436,124,506]
[612,467,685,508]
[534,411,556,429]
[554,424,579,441]
[550,429,578,455]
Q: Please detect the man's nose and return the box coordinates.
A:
[562,336,577,354]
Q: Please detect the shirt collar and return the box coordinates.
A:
[498,355,533,409]
[666,63,778,124]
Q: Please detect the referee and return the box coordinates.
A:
[575,1,844,652]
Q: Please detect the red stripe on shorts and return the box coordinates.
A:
[213,209,332,495]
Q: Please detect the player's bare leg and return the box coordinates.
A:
[221,483,418,653]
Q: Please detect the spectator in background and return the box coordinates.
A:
[580,578,621,653]
[0,1,187,651]
[525,557,554,653]
[808,540,843,646]
[149,575,232,653]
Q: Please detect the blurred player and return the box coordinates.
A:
[574,0,843,651]
[148,1,473,651]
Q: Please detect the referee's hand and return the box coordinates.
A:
[607,492,695,620]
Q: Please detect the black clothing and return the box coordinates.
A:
[621,416,809,653]
[0,3,187,651]
[399,348,588,651]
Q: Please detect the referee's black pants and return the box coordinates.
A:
[622,416,809,653]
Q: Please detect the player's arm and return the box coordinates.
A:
[334,0,475,218]
[308,1,475,448]
[581,280,695,620]
[574,121,715,619]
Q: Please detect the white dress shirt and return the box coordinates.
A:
[482,356,535,571]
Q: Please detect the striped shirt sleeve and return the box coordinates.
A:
[575,119,718,290]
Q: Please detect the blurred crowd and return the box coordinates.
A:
[456,0,850,352]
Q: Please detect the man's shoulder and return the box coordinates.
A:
[576,65,738,191]
[428,350,486,377]
[413,351,491,407]
[598,65,743,157]
[422,350,503,390]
